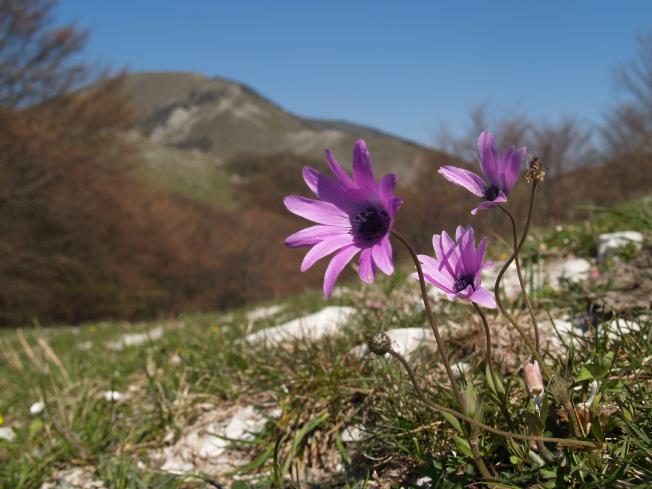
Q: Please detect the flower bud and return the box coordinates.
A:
[523,360,544,396]
[367,332,392,356]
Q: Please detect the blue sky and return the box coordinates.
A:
[56,1,652,146]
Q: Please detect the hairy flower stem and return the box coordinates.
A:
[391,230,465,410]
[498,185,540,353]
[387,348,596,449]
[494,183,548,374]
[387,348,493,479]
[472,302,511,427]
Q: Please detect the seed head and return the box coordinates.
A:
[525,156,545,183]
[367,332,392,356]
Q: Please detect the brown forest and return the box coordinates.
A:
[1,0,652,326]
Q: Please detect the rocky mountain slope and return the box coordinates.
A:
[124,72,429,185]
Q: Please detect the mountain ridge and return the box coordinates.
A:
[124,71,431,183]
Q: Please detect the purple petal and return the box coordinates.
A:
[371,235,394,275]
[475,237,488,275]
[434,231,458,276]
[302,167,319,195]
[285,225,344,248]
[323,246,360,297]
[358,248,376,284]
[313,171,360,214]
[469,287,497,309]
[422,272,455,294]
[284,195,350,226]
[470,192,508,216]
[477,131,500,186]
[352,140,379,196]
[301,234,355,272]
[417,253,442,273]
[457,284,475,300]
[420,264,455,291]
[455,225,471,241]
[438,166,486,197]
[379,173,397,212]
[325,149,356,189]
[390,196,403,215]
[501,145,526,193]
[458,228,477,277]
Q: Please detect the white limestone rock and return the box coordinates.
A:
[105,327,164,350]
[101,391,123,402]
[598,231,643,262]
[603,317,644,340]
[349,327,435,359]
[156,405,278,475]
[547,257,592,288]
[341,424,366,443]
[30,401,45,416]
[245,306,355,344]
[246,304,284,322]
[39,467,105,489]
[0,426,15,442]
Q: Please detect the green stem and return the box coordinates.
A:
[472,302,511,426]
[493,183,547,372]
[498,199,540,354]
[388,348,493,479]
[391,229,465,410]
[387,348,596,449]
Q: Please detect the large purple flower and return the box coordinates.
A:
[416,225,496,308]
[284,140,402,297]
[438,131,526,215]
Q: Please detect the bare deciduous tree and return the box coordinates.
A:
[0,0,89,108]
[604,31,652,156]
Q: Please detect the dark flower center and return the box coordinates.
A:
[484,185,500,201]
[453,274,474,293]
[351,206,390,244]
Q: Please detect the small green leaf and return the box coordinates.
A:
[485,364,504,395]
[591,415,605,445]
[28,418,43,439]
[509,455,522,465]
[453,435,473,458]
[442,412,463,434]
[575,367,594,382]
[463,382,477,417]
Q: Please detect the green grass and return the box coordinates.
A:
[1,201,651,488]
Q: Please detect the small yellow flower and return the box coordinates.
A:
[0,414,4,425]
[88,325,97,333]
[211,325,221,334]
[499,252,509,261]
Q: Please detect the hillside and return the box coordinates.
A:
[1,198,651,487]
[124,72,430,201]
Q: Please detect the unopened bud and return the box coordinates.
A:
[523,360,544,396]
[525,157,545,183]
[367,332,392,356]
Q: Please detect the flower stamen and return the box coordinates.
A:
[453,274,474,293]
[484,185,500,201]
[351,206,390,244]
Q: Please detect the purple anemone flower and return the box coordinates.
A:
[416,225,496,308]
[438,131,526,215]
[284,140,402,297]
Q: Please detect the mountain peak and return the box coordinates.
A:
[124,71,430,180]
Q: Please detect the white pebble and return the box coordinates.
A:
[30,401,45,415]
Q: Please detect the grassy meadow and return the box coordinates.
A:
[1,199,651,488]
